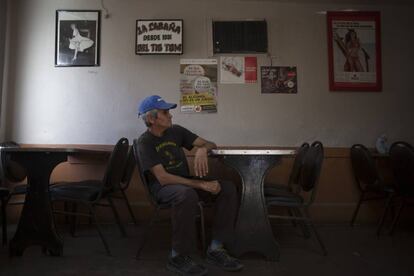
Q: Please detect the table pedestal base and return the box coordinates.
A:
[8,152,66,257]
[221,155,281,261]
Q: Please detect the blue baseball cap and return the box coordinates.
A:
[138,95,177,116]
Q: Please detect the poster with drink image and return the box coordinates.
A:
[220,56,257,84]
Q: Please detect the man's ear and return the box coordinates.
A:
[147,112,156,124]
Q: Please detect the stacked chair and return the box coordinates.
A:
[0,186,9,245]
[50,137,129,256]
[0,141,28,205]
[109,147,138,225]
[349,144,395,235]
[385,141,414,235]
[54,145,138,235]
[264,142,310,197]
[0,141,28,245]
[265,141,327,255]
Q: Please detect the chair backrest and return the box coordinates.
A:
[100,138,129,197]
[300,141,324,201]
[288,142,310,186]
[132,139,160,208]
[389,141,414,195]
[350,144,381,191]
[0,141,27,184]
[118,147,136,191]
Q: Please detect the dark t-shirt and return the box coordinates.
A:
[137,124,198,194]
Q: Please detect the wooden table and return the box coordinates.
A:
[1,147,108,257]
[211,149,296,261]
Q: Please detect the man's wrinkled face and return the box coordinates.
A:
[152,109,172,129]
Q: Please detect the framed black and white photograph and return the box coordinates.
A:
[55,10,100,67]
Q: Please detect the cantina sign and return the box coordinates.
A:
[136,19,183,55]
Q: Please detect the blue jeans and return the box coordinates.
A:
[156,180,238,254]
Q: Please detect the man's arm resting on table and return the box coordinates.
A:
[193,137,217,152]
[192,137,217,177]
[150,164,221,194]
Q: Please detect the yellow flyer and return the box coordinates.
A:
[179,59,218,113]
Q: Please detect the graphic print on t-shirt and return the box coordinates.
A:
[156,141,184,172]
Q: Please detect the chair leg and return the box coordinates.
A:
[70,203,78,237]
[198,203,206,253]
[120,190,138,225]
[288,208,297,227]
[107,197,127,237]
[136,209,160,260]
[376,194,393,237]
[64,202,70,224]
[1,199,7,246]
[293,207,310,239]
[303,208,327,256]
[88,205,112,256]
[388,199,405,236]
[350,193,365,227]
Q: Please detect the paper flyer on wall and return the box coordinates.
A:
[179,59,218,113]
[220,57,257,84]
[261,66,298,94]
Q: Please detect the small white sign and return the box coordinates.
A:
[136,20,183,55]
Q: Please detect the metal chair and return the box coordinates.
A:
[386,141,414,235]
[0,141,29,245]
[265,141,327,255]
[132,139,209,259]
[109,147,138,224]
[50,138,129,256]
[349,144,395,235]
[54,146,138,231]
[264,142,310,196]
[264,142,309,232]
[0,141,28,205]
[0,187,9,246]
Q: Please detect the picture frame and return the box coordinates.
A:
[327,11,382,91]
[136,19,183,55]
[55,10,100,67]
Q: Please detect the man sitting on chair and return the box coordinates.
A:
[137,95,243,275]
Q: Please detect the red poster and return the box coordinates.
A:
[244,57,257,83]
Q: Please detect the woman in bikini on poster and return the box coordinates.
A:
[334,29,369,72]
[344,29,364,72]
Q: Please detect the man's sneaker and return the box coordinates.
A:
[167,254,208,276]
[206,247,244,272]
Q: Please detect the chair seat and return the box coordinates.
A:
[52,180,102,188]
[264,184,291,196]
[10,183,28,195]
[50,185,101,202]
[383,185,395,193]
[0,187,10,198]
[266,190,303,206]
[365,182,394,194]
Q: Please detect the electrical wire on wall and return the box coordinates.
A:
[267,53,276,66]
[100,0,110,19]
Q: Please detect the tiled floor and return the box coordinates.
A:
[0,223,413,275]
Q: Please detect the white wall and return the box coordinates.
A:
[3,0,414,146]
[0,0,7,140]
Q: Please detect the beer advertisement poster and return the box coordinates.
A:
[261,66,298,94]
[220,57,257,84]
